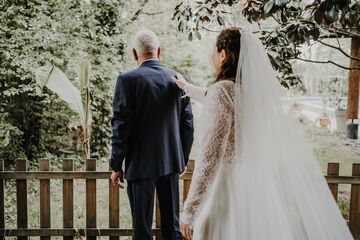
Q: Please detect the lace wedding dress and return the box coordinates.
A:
[181,80,236,239]
[180,31,353,240]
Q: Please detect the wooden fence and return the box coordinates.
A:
[0,158,193,239]
[326,162,360,238]
[0,159,359,239]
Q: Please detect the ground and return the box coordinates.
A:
[301,115,360,220]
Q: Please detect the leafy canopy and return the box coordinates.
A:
[173,0,360,88]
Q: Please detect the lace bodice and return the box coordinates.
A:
[181,80,235,228]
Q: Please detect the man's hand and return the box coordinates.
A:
[180,222,192,240]
[111,170,125,189]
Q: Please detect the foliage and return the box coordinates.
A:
[319,76,348,110]
[338,195,350,221]
[83,0,126,158]
[0,123,25,167]
[173,0,360,88]
[0,0,126,162]
[39,94,77,156]
[36,62,93,158]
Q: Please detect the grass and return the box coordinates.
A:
[302,117,360,221]
[303,120,360,176]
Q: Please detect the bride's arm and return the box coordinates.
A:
[172,73,208,104]
[183,84,207,104]
[181,84,233,228]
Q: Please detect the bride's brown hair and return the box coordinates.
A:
[215,27,241,82]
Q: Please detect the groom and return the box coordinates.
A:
[110,29,194,240]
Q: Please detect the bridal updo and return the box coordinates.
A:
[215,27,241,82]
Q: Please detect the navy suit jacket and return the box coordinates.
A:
[110,60,194,180]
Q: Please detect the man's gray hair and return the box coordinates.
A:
[132,29,160,55]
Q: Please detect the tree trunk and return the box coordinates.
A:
[347,37,360,121]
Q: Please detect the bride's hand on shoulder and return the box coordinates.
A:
[180,221,192,240]
[171,72,188,89]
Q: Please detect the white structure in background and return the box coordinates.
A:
[298,97,347,132]
[292,38,352,133]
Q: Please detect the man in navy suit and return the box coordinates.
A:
[110,29,194,240]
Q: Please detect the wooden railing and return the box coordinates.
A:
[326,162,360,238]
[0,158,193,239]
[0,160,359,238]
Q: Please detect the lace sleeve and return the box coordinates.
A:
[181,83,234,228]
[183,83,207,104]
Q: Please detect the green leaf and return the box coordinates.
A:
[188,32,193,41]
[314,7,324,24]
[178,20,184,31]
[217,15,225,25]
[346,12,358,26]
[311,28,321,40]
[334,0,350,10]
[324,5,339,24]
[281,11,288,22]
[264,0,275,14]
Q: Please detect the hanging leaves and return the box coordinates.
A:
[188,32,193,41]
[173,0,360,88]
[264,0,275,14]
[217,15,225,25]
[324,5,339,24]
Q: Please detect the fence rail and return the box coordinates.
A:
[0,159,359,239]
[0,158,193,239]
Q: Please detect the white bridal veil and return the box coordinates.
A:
[202,31,353,239]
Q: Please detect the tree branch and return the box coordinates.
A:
[294,57,360,71]
[130,9,142,22]
[317,39,360,62]
[142,10,164,16]
[127,0,151,24]
[322,26,360,38]
[271,15,281,24]
[201,26,221,32]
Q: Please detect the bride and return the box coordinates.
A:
[172,28,353,240]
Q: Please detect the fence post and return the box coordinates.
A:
[63,159,74,240]
[40,159,51,240]
[350,163,360,235]
[183,160,194,203]
[155,195,161,239]
[109,165,119,240]
[0,159,4,240]
[327,163,339,200]
[16,159,28,240]
[86,158,97,239]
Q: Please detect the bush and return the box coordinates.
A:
[0,123,25,167]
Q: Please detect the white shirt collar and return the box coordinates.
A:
[142,58,159,63]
